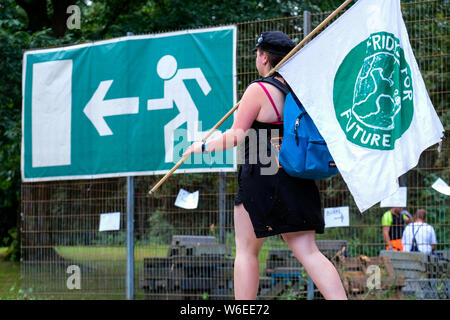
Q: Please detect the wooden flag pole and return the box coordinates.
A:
[266,0,353,78]
[148,0,353,195]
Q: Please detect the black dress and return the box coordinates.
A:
[234,120,325,238]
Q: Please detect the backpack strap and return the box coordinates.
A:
[249,76,307,129]
[251,76,305,111]
[250,76,290,95]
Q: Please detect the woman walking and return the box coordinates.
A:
[183,31,347,300]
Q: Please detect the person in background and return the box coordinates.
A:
[382,207,412,251]
[402,209,437,254]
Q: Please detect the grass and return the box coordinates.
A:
[55,243,281,275]
[55,244,171,261]
[1,242,288,299]
[54,245,172,275]
[0,248,22,299]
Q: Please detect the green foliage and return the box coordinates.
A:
[71,0,336,40]
[0,259,23,299]
[3,284,35,300]
[1,227,19,261]
[0,0,88,254]
[0,1,24,250]
[92,231,128,246]
[146,210,177,244]
[276,268,309,300]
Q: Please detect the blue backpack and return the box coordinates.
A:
[256,77,338,180]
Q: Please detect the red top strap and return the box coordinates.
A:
[256,82,283,124]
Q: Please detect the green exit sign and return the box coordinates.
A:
[22,26,237,182]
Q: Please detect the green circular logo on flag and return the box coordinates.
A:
[333,32,414,150]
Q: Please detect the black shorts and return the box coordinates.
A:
[234,164,325,238]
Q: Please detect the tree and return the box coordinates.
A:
[0,0,83,260]
[0,0,27,260]
[14,0,79,37]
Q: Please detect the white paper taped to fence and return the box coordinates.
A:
[174,189,199,209]
[432,178,450,196]
[380,187,407,208]
[99,212,121,231]
[324,206,349,228]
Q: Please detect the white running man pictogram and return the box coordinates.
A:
[148,55,220,163]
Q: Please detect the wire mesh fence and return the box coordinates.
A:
[21,0,449,300]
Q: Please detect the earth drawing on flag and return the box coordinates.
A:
[334,32,414,150]
[352,52,401,130]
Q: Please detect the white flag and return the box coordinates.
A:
[278,0,444,212]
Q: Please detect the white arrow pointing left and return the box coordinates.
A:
[83,80,139,136]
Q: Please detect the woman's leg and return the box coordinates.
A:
[233,204,265,300]
[282,230,347,300]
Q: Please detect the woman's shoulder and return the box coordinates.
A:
[242,79,285,103]
[243,81,266,95]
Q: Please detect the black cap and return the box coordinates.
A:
[252,31,295,56]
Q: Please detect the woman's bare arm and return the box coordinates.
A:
[183,83,262,156]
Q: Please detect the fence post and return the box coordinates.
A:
[219,172,226,244]
[126,176,135,300]
[125,31,135,301]
[303,10,311,40]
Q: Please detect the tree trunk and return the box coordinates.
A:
[15,0,50,33]
[16,0,77,37]
[50,0,76,37]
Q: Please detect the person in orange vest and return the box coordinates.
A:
[382,207,412,251]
